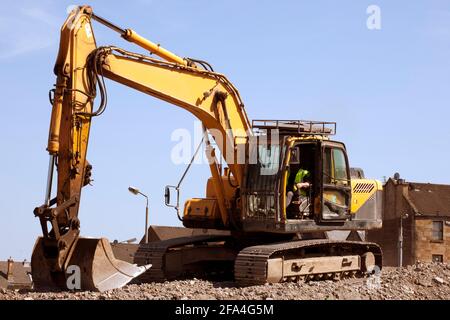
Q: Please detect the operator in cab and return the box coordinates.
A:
[286,168,311,208]
[285,147,312,219]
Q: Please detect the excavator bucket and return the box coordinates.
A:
[31,237,150,292]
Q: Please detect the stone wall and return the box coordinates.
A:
[415,218,450,263]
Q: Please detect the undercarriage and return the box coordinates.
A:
[133,234,382,285]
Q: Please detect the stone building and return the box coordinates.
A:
[367,176,450,266]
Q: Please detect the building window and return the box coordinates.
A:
[432,254,443,263]
[432,221,444,241]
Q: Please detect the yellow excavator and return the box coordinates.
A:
[32,5,383,291]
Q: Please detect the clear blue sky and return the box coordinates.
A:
[1,0,450,260]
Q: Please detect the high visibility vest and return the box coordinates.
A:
[292,169,310,195]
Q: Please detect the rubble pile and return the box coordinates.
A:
[1,262,449,300]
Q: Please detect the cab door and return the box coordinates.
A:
[320,142,352,221]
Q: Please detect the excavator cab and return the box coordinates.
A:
[241,120,374,234]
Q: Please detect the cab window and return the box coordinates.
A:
[333,148,348,184]
[323,147,349,185]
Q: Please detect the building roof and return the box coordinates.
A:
[0,261,32,289]
[406,182,450,217]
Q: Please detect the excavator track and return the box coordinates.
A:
[235,239,382,286]
[133,235,234,283]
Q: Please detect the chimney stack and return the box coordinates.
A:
[7,257,14,282]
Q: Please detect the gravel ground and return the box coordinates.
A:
[1,262,449,300]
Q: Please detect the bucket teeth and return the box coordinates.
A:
[31,237,151,292]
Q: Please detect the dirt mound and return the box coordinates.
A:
[1,262,449,300]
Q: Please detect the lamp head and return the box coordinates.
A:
[128,186,140,195]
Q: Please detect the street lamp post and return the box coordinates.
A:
[128,186,149,244]
[398,213,409,268]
